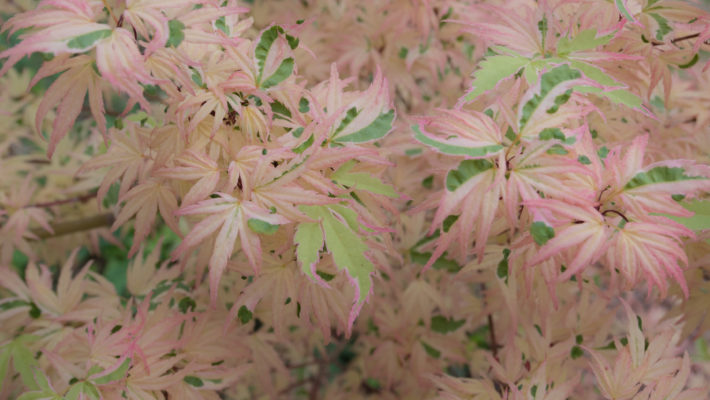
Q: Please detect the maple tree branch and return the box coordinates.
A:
[32,212,114,239]
[28,191,97,209]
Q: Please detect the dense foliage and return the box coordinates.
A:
[1,0,710,398]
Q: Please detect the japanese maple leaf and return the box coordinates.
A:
[172,193,288,303]
[112,179,179,257]
[30,54,105,157]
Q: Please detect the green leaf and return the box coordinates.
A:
[431,315,466,333]
[261,57,294,89]
[466,55,529,100]
[414,125,503,157]
[331,161,398,197]
[624,166,705,190]
[237,306,253,324]
[334,110,394,143]
[574,85,642,108]
[557,29,613,55]
[67,30,112,50]
[569,61,618,86]
[91,358,131,384]
[660,200,710,231]
[530,221,555,246]
[302,206,374,305]
[445,159,494,192]
[247,218,279,235]
[65,382,100,400]
[520,65,581,129]
[184,376,204,387]
[166,20,185,47]
[294,222,323,279]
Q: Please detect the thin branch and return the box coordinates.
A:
[32,213,114,239]
[101,0,119,25]
[28,191,97,209]
[601,209,629,222]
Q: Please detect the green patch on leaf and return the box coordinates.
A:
[650,13,671,40]
[466,55,529,100]
[166,20,185,47]
[331,160,397,197]
[299,97,310,113]
[237,306,253,324]
[247,218,279,235]
[421,341,441,358]
[215,16,229,35]
[184,376,204,387]
[624,166,705,190]
[445,159,494,192]
[91,358,131,384]
[261,58,294,89]
[520,64,581,129]
[67,30,112,50]
[292,134,314,154]
[570,345,583,359]
[414,125,503,157]
[557,29,613,55]
[530,221,555,245]
[431,315,466,333]
[271,100,292,120]
[335,110,394,143]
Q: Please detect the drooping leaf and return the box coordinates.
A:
[414,126,503,158]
